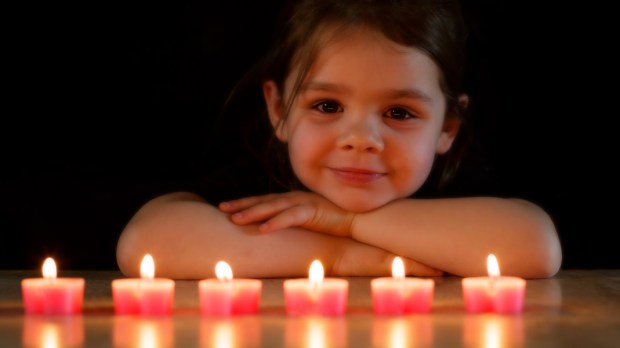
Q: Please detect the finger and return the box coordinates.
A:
[230,196,301,225]
[219,194,280,213]
[259,205,315,233]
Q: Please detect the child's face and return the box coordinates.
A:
[265,28,459,212]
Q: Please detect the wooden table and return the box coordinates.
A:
[1,270,618,347]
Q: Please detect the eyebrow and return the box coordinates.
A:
[299,81,433,103]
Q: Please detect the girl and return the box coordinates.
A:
[116,0,562,279]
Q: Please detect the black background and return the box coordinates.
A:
[3,1,618,270]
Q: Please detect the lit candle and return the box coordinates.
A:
[21,257,85,315]
[198,261,262,316]
[283,260,348,316]
[371,257,435,315]
[462,254,526,314]
[111,254,175,315]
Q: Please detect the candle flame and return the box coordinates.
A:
[392,257,405,280]
[140,254,155,280]
[42,257,57,279]
[215,261,233,281]
[309,260,324,285]
[487,254,500,278]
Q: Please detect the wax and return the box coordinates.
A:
[199,261,262,316]
[21,258,85,315]
[371,257,434,314]
[111,254,175,315]
[283,260,348,316]
[462,254,526,314]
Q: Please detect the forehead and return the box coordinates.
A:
[288,25,443,99]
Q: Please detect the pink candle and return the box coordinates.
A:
[462,254,526,314]
[199,261,262,316]
[112,254,175,315]
[21,257,85,315]
[371,257,434,315]
[284,260,348,316]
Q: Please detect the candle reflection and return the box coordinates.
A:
[112,316,173,348]
[285,317,347,348]
[200,317,260,348]
[372,316,433,348]
[463,315,524,348]
[22,316,84,348]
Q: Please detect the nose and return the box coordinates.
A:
[337,117,384,153]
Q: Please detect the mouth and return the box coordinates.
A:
[329,167,386,185]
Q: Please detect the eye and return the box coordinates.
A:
[313,100,343,114]
[384,107,416,120]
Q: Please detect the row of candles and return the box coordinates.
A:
[22,254,526,316]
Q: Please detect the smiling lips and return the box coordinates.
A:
[330,167,386,185]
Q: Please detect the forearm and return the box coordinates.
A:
[352,197,562,278]
[116,192,409,279]
[117,192,340,278]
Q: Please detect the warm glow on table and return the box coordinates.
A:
[22,316,84,347]
[198,261,262,316]
[371,256,435,315]
[111,254,175,315]
[285,317,348,348]
[112,316,174,347]
[372,316,433,348]
[284,260,349,316]
[21,257,85,315]
[462,254,526,314]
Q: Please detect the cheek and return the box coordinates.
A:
[287,128,322,175]
[394,139,438,190]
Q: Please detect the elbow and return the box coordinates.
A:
[526,208,563,278]
[116,225,142,277]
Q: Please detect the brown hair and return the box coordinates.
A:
[229,0,471,192]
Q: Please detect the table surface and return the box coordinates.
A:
[1,269,619,347]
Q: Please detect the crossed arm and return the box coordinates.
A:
[116,192,442,279]
[116,191,562,279]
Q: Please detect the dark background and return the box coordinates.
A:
[3,1,617,270]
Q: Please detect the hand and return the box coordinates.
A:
[219,191,356,237]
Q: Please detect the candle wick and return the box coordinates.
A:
[489,275,499,292]
[310,280,322,300]
[396,275,406,296]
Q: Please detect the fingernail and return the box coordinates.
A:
[259,223,269,232]
[232,212,243,220]
[220,201,231,209]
